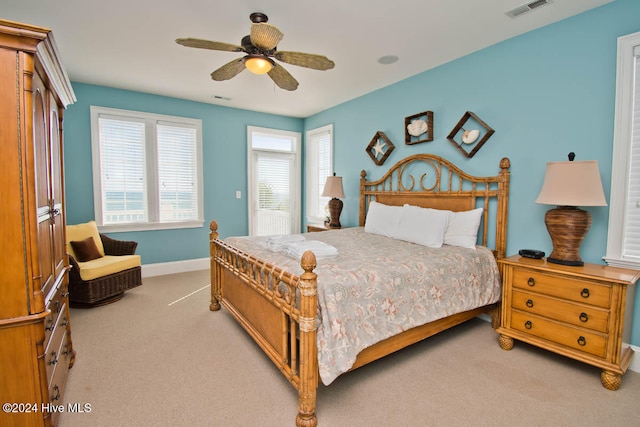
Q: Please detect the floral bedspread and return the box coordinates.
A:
[225,227,501,385]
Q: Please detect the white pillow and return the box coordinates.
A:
[364,201,403,237]
[444,208,483,249]
[394,205,450,248]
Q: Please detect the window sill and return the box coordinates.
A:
[603,256,640,270]
[97,220,204,233]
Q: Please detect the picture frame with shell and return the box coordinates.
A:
[404,111,434,145]
[447,111,495,158]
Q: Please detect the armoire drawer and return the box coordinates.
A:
[44,286,66,345]
[44,303,68,385]
[512,269,612,308]
[47,331,70,426]
[510,310,607,358]
[511,289,610,333]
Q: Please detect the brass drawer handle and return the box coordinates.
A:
[581,288,590,298]
[45,319,55,332]
[577,336,587,346]
[527,277,535,287]
[579,312,589,323]
[524,320,533,329]
[526,299,534,308]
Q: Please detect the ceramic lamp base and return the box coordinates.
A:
[544,206,591,267]
[327,198,343,228]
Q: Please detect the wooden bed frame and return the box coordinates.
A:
[209,154,511,426]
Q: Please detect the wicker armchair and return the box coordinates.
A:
[67,233,142,307]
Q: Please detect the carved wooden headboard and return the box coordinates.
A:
[359,154,511,259]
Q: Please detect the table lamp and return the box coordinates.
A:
[321,173,345,228]
[535,152,607,266]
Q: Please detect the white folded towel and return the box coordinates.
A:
[259,234,306,252]
[280,240,338,260]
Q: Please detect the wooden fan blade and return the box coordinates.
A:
[267,64,299,91]
[274,51,335,71]
[211,58,246,81]
[176,38,243,52]
[250,23,284,50]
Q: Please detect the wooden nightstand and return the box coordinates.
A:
[306,223,341,232]
[497,255,640,390]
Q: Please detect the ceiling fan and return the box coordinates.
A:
[176,12,335,91]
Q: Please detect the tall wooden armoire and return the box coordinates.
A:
[0,20,77,426]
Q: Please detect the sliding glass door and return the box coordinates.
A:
[247,126,300,236]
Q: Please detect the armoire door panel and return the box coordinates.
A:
[32,73,55,302]
[49,98,66,283]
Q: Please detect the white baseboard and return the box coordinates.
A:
[141,257,209,278]
[630,345,640,373]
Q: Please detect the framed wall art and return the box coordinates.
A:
[405,111,434,145]
[366,131,395,166]
[447,111,495,158]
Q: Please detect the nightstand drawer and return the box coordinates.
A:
[512,290,610,333]
[511,310,607,358]
[512,269,611,308]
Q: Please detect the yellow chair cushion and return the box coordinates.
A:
[66,221,105,260]
[76,255,141,281]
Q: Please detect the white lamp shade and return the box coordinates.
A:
[321,176,345,198]
[535,160,607,207]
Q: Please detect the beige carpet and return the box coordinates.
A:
[59,270,640,427]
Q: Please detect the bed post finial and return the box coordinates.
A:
[209,220,219,238]
[500,157,510,170]
[297,250,318,427]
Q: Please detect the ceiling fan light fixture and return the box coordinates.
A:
[244,55,274,74]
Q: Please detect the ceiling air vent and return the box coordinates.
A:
[506,0,553,18]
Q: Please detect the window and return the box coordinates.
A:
[605,31,640,268]
[90,106,203,232]
[247,126,301,236]
[305,124,334,224]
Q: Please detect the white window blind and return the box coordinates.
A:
[305,124,333,224]
[622,47,640,258]
[157,123,199,222]
[98,117,147,224]
[605,32,640,268]
[91,106,203,232]
[255,152,294,235]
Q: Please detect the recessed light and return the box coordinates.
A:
[378,55,399,65]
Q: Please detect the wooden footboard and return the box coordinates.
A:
[209,220,319,427]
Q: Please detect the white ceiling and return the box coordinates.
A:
[3,0,612,118]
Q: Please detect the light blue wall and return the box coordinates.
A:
[64,0,640,343]
[304,0,640,344]
[64,84,303,264]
